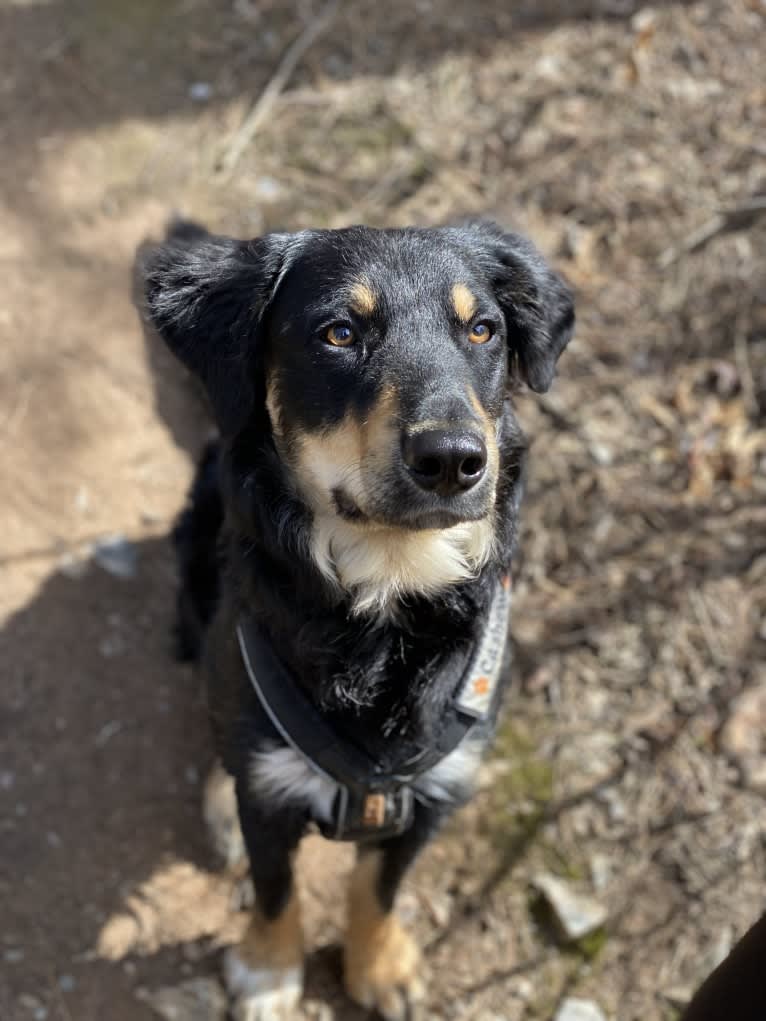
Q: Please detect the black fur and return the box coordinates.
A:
[138,218,573,967]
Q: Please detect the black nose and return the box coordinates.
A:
[402,429,487,496]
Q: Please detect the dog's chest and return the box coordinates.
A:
[249,739,484,821]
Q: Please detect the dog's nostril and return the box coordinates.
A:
[460,456,484,478]
[403,429,487,495]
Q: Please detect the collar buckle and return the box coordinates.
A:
[321,784,414,842]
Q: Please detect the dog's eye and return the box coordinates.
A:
[325,324,356,347]
[468,321,494,344]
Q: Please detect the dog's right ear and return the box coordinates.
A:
[136,220,290,435]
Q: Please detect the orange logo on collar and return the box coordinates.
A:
[473,676,490,696]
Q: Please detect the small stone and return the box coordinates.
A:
[93,535,137,579]
[254,176,282,200]
[720,683,766,794]
[188,82,213,102]
[57,551,90,579]
[4,947,24,963]
[705,927,733,972]
[589,443,613,466]
[58,974,76,992]
[0,770,15,790]
[589,854,612,893]
[99,634,126,658]
[18,995,47,1019]
[421,890,451,928]
[532,874,607,941]
[662,986,693,1008]
[75,485,90,512]
[513,977,533,1001]
[303,1003,333,1021]
[141,977,228,1021]
[555,998,607,1021]
[94,720,123,747]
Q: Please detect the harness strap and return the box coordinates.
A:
[237,573,511,840]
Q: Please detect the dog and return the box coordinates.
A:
[136,218,574,1020]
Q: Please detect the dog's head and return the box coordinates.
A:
[140,220,573,613]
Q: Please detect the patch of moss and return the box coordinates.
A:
[575,925,608,961]
[481,719,554,853]
[528,888,608,962]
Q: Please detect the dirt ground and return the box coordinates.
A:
[1,1,765,1019]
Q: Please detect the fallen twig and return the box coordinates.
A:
[658,197,766,267]
[216,0,339,179]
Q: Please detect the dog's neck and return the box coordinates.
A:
[222,420,521,725]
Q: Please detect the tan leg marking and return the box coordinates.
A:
[203,760,245,868]
[224,891,304,1020]
[451,282,477,323]
[239,893,303,970]
[344,852,425,1020]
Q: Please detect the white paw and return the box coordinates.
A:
[224,948,303,1021]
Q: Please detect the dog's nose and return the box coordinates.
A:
[403,429,487,496]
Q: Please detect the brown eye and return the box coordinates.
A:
[468,321,493,344]
[325,324,356,347]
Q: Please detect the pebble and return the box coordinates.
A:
[513,977,534,1001]
[254,175,282,200]
[662,986,693,1007]
[58,974,76,992]
[188,82,213,102]
[555,998,607,1021]
[57,550,90,579]
[589,854,612,893]
[532,873,607,941]
[303,1003,333,1021]
[139,977,228,1021]
[93,535,137,579]
[720,682,766,794]
[18,994,48,1020]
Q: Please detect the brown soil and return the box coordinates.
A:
[1,2,764,1019]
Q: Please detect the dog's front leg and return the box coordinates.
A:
[224,778,306,1021]
[345,804,444,1020]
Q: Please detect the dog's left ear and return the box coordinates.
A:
[136,220,291,434]
[470,220,575,393]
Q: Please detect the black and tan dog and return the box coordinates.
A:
[137,219,574,1020]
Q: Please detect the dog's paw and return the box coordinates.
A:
[203,760,245,867]
[224,948,303,1021]
[344,915,426,1021]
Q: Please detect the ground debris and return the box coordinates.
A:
[555,1000,608,1021]
[719,678,766,794]
[532,874,607,942]
[137,977,227,1021]
[92,535,138,579]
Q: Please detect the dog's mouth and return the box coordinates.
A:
[331,486,485,531]
[332,487,367,522]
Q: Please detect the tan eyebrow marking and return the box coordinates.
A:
[349,279,377,316]
[451,283,477,323]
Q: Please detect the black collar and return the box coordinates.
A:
[237,574,511,841]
